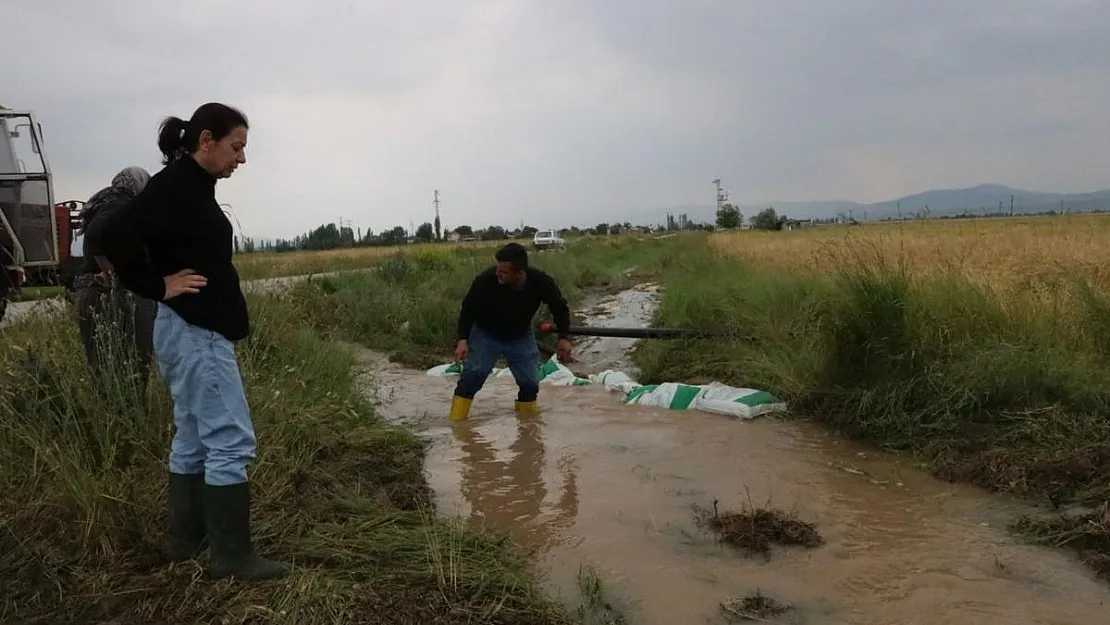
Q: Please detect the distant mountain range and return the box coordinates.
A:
[637,184,1110,225]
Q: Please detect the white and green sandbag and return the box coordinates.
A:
[426,355,787,420]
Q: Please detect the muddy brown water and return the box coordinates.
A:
[358,286,1110,625]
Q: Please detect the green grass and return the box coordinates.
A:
[573,564,628,625]
[287,236,672,368]
[8,285,64,302]
[629,233,1110,577]
[0,286,611,624]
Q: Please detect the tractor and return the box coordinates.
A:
[0,106,83,323]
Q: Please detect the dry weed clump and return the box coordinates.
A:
[1011,502,1110,579]
[692,498,823,559]
[719,590,794,623]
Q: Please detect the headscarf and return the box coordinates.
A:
[77,166,151,234]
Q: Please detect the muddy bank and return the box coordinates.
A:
[356,287,1110,624]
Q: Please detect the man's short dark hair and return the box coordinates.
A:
[495,242,529,270]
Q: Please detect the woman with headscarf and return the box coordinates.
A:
[73,166,156,400]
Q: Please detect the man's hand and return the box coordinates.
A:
[93,255,114,273]
[163,269,207,300]
[454,339,469,364]
[556,337,573,363]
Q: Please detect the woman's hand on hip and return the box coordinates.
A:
[163,269,207,300]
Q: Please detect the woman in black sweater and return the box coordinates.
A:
[102,102,287,581]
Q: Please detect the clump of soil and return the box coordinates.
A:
[1010,500,1110,579]
[693,498,823,558]
[720,591,793,622]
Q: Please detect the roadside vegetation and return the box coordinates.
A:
[231,215,1110,581]
[0,285,613,624]
[234,239,504,281]
[6,284,62,302]
[630,215,1110,578]
[7,212,1110,623]
[285,236,670,368]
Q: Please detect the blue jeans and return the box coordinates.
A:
[455,325,541,402]
[153,303,257,486]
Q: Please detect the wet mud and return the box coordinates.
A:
[356,286,1110,625]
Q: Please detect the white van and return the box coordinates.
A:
[532,229,565,251]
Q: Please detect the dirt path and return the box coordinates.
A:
[355,286,1110,625]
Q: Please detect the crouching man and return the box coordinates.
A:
[450,242,573,421]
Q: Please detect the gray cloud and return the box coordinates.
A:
[3,0,1109,237]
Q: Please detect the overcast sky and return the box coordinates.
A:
[5,0,1109,238]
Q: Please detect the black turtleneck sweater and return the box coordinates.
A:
[457,266,571,342]
[101,157,250,341]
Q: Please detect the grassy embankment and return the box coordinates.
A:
[210,217,1110,580]
[14,215,1106,621]
[629,215,1110,578]
[0,241,645,624]
[6,285,62,302]
[5,241,503,303]
[233,239,508,281]
[288,236,671,369]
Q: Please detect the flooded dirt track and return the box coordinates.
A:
[358,287,1110,625]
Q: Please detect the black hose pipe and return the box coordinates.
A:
[538,321,718,340]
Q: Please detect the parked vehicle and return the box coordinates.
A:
[532,229,565,251]
[0,107,81,322]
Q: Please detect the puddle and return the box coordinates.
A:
[570,283,660,376]
[357,287,1110,625]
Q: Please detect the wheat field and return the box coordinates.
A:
[709,215,1110,294]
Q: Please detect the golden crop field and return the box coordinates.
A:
[709,214,1110,292]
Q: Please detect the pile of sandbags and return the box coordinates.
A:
[426,355,787,420]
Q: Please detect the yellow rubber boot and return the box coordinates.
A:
[514,400,538,417]
[449,396,473,422]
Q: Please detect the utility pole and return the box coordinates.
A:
[1010,194,1015,216]
[433,189,442,241]
[712,178,729,213]
[337,217,354,246]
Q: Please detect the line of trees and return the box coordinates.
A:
[715,203,795,231]
[235,219,702,254]
[231,205,831,254]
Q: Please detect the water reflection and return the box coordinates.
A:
[357,344,1110,625]
[451,417,579,553]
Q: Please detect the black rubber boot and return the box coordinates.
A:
[167,472,207,562]
[203,482,290,581]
